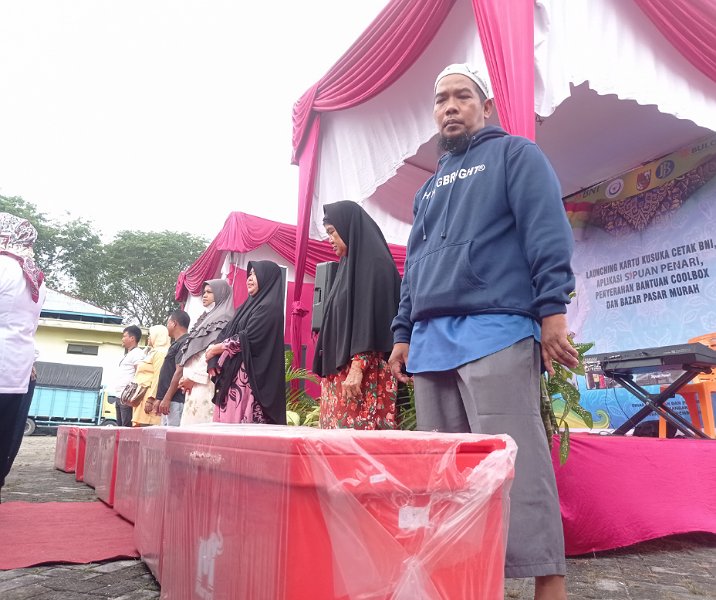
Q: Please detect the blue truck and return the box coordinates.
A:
[25,361,116,435]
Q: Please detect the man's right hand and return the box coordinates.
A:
[158,398,171,416]
[388,343,411,383]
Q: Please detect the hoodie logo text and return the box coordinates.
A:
[423,164,486,199]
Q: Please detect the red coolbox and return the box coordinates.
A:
[54,425,79,472]
[114,427,144,523]
[95,427,120,506]
[134,427,169,582]
[83,427,102,488]
[160,426,515,600]
[75,427,89,482]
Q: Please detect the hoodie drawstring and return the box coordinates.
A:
[439,140,475,239]
[420,156,447,241]
[421,136,476,241]
[422,126,508,241]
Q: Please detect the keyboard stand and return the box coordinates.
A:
[609,367,711,439]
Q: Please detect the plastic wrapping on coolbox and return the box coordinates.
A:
[160,425,516,600]
[54,425,78,472]
[75,427,89,482]
[113,427,144,523]
[134,426,169,582]
[83,427,103,488]
[95,427,120,506]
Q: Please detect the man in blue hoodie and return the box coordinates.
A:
[389,64,577,600]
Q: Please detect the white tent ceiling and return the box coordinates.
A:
[308,0,716,246]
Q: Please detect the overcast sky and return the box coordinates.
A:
[0,0,388,241]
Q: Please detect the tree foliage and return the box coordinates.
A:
[0,195,102,290]
[98,230,208,325]
[1,194,208,326]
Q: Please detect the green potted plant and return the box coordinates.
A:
[284,350,320,426]
[543,340,595,464]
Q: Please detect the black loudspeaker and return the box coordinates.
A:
[312,261,339,332]
[278,265,288,313]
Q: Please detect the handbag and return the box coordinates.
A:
[120,381,149,408]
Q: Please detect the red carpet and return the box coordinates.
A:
[0,501,139,569]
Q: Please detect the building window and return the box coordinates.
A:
[67,344,99,356]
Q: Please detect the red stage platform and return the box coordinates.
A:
[552,433,716,556]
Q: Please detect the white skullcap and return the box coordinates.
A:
[434,63,490,98]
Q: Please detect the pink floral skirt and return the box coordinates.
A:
[319,352,397,430]
[213,361,269,424]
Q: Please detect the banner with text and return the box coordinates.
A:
[566,137,716,431]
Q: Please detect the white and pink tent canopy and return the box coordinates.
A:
[175,212,340,371]
[175,212,407,368]
[175,212,407,304]
[287,0,716,361]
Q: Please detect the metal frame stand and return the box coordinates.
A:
[610,368,710,439]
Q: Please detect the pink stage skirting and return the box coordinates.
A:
[552,433,716,556]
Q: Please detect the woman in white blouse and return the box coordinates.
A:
[0,212,47,501]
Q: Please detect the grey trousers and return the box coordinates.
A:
[115,401,134,427]
[413,338,566,578]
[160,401,184,426]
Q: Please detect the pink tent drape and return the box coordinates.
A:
[290,0,455,366]
[176,212,282,302]
[634,0,716,83]
[291,1,457,163]
[472,0,535,140]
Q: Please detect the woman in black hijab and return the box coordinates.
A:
[313,201,401,429]
[205,260,286,424]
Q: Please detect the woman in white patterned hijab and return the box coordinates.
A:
[0,212,44,303]
[0,212,47,501]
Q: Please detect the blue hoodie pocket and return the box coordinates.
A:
[407,241,487,319]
